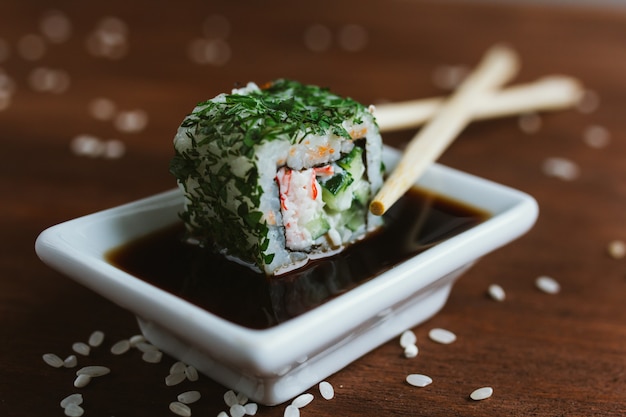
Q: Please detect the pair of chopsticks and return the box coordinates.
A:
[369,44,583,216]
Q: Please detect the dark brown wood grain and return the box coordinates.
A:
[1,1,625,416]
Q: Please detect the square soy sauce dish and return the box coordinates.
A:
[36,145,538,405]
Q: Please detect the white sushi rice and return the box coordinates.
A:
[63,402,85,417]
[224,390,238,407]
[428,328,457,344]
[244,402,259,415]
[141,349,163,364]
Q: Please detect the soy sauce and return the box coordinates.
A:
[106,187,489,329]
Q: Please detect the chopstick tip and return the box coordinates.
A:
[369,200,386,216]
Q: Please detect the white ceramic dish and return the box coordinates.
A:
[36,146,538,405]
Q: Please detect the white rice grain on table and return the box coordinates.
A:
[110,339,130,355]
[470,386,494,400]
[177,390,201,404]
[129,334,146,347]
[76,365,110,377]
[63,402,85,417]
[73,374,91,388]
[399,330,417,348]
[60,393,83,408]
[185,365,199,381]
[292,393,314,408]
[230,403,246,417]
[224,390,238,407]
[165,371,186,386]
[284,404,300,417]
[428,328,457,344]
[236,391,248,405]
[63,355,77,368]
[404,343,419,358]
[535,275,561,294]
[87,330,105,347]
[406,374,433,387]
[43,353,64,368]
[488,284,506,301]
[141,349,162,364]
[71,342,90,356]
[168,401,191,417]
[170,361,187,374]
[319,381,335,400]
[244,402,259,415]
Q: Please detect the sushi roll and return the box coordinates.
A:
[170,79,384,276]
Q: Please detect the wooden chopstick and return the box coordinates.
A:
[369,44,520,216]
[374,75,583,132]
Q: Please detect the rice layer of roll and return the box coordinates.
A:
[170,79,384,275]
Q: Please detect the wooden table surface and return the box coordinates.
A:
[1,1,625,416]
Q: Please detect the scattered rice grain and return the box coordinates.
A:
[404,343,419,358]
[230,404,246,417]
[535,275,561,294]
[60,393,83,408]
[129,334,146,346]
[110,339,130,355]
[76,365,110,377]
[135,341,159,353]
[399,330,417,348]
[428,328,457,344]
[583,125,611,148]
[224,390,238,407]
[185,365,199,381]
[542,157,580,181]
[470,386,494,400]
[169,361,186,374]
[337,24,368,52]
[217,412,229,417]
[64,403,85,417]
[607,240,626,259]
[169,401,191,417]
[244,402,258,415]
[43,353,64,368]
[319,381,334,400]
[73,374,91,388]
[488,284,506,302]
[63,355,78,368]
[291,393,314,408]
[406,374,433,387]
[166,371,187,386]
[177,390,201,404]
[284,404,300,417]
[236,391,248,405]
[88,330,105,347]
[72,342,90,356]
[303,24,332,52]
[141,349,163,364]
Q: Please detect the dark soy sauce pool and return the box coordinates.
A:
[106,187,489,329]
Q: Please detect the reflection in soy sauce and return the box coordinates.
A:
[106,187,489,329]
